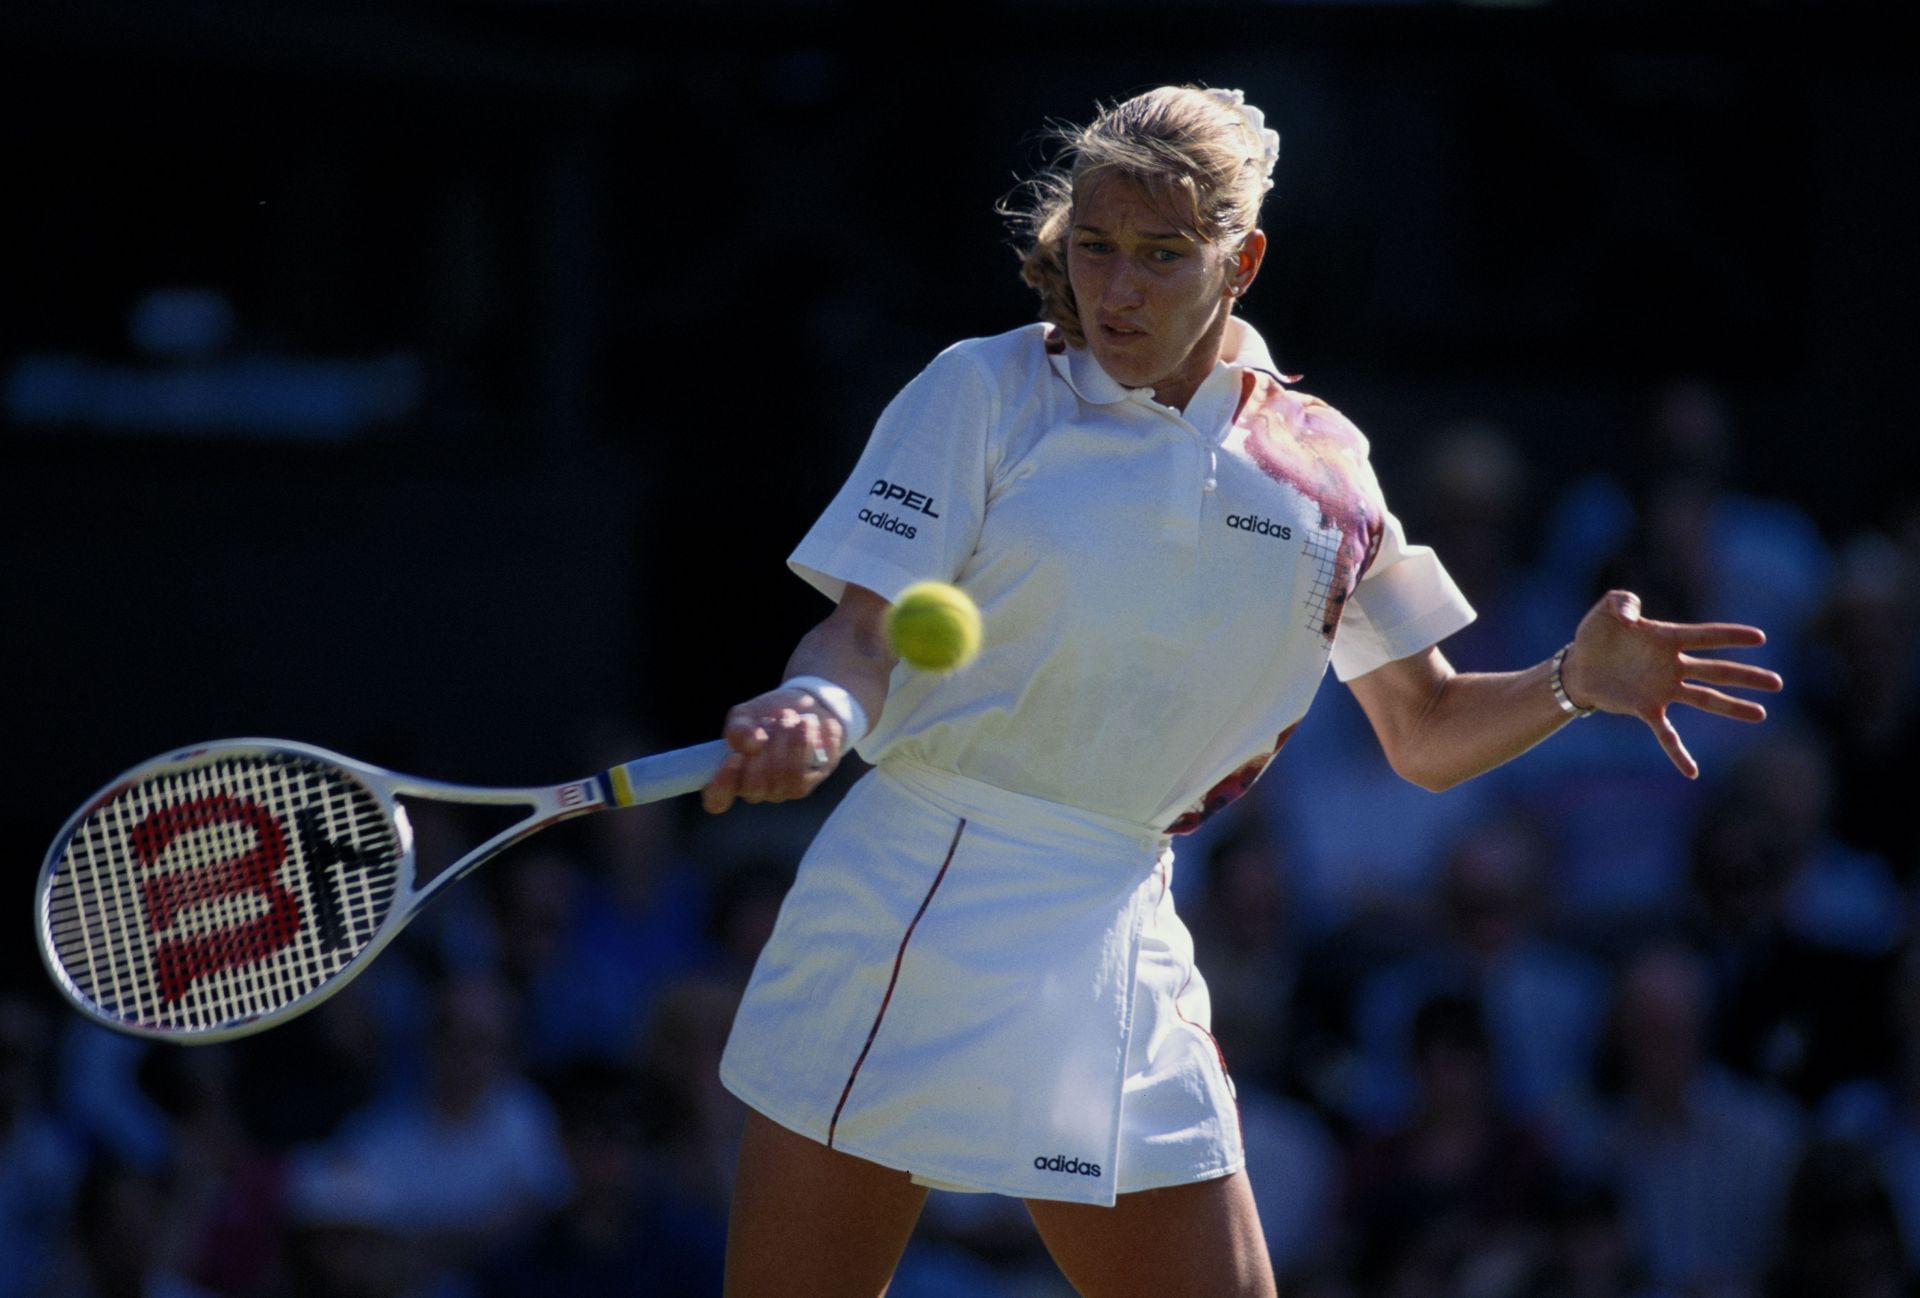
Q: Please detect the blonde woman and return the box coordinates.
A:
[704,86,1780,1298]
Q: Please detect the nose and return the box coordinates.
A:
[1103,259,1146,309]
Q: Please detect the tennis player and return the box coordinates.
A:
[702,86,1781,1298]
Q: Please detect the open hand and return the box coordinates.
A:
[1560,590,1784,779]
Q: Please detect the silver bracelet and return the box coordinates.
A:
[1550,645,1596,718]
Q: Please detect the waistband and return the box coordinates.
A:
[878,755,1173,855]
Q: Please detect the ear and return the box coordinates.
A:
[1228,229,1268,300]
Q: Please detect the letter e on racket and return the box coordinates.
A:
[35,736,726,1042]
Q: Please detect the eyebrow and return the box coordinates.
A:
[1073,222,1190,242]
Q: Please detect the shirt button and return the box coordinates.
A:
[1201,477,1217,493]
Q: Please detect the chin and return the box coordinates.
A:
[1088,347,1154,390]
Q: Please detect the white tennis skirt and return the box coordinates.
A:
[718,757,1242,1207]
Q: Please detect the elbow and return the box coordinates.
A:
[1404,767,1461,795]
[1383,746,1462,794]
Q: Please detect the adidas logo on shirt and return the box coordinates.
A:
[857,508,918,539]
[1226,513,1293,539]
[1033,1154,1103,1178]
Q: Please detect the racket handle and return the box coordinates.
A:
[604,739,731,806]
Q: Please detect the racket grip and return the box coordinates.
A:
[604,739,732,806]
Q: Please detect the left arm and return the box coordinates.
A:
[1347,589,1783,791]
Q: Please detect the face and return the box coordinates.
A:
[1067,173,1264,412]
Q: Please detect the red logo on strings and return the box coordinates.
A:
[134,795,303,1003]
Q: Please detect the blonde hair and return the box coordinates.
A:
[1001,86,1278,347]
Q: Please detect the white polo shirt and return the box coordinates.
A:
[790,319,1473,832]
[730,320,1475,1202]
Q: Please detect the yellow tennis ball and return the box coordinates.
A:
[887,581,983,673]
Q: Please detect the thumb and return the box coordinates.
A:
[1603,589,1643,625]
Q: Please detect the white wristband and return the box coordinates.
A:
[782,675,870,744]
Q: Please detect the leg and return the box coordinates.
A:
[1025,1170,1276,1298]
[725,1107,930,1298]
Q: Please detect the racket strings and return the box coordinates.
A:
[44,754,402,1034]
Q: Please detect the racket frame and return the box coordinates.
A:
[36,736,727,1044]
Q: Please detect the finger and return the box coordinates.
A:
[1679,656,1785,693]
[1670,622,1768,651]
[738,744,780,803]
[723,710,771,755]
[702,751,746,814]
[802,714,833,775]
[1648,708,1699,780]
[793,712,831,782]
[1675,683,1770,723]
[765,711,814,797]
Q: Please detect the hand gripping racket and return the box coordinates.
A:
[35,737,728,1043]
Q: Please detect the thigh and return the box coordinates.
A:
[725,1107,930,1298]
[1025,1170,1276,1298]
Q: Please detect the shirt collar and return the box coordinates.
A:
[1045,316,1287,408]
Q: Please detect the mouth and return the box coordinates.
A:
[1098,322,1147,343]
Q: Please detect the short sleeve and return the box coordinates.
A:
[1328,508,1476,682]
[789,344,996,603]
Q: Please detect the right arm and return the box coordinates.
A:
[700,584,897,814]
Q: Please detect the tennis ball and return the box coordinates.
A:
[887,581,983,673]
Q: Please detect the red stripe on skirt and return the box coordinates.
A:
[1172,963,1242,1134]
[827,817,967,1149]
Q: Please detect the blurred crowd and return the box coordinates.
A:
[4,378,1917,1297]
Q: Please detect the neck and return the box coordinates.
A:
[1152,308,1234,412]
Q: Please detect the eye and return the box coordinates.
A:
[1150,248,1183,264]
[1077,240,1112,254]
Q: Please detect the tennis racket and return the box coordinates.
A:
[35,737,729,1044]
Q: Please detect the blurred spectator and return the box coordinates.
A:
[273,1156,468,1298]
[1764,1140,1908,1298]
[1186,818,1308,1093]
[480,1060,724,1298]
[1514,1179,1654,1298]
[1684,759,1894,1105]
[54,1022,171,1171]
[630,976,748,1254]
[1488,717,1709,947]
[1182,820,1345,1278]
[0,992,82,1298]
[1254,682,1497,944]
[1819,943,1920,1268]
[1240,1087,1344,1283]
[1349,812,1608,1130]
[1740,731,1905,959]
[38,1154,217,1298]
[454,748,723,1073]
[1345,994,1551,1297]
[1542,379,1829,681]
[481,848,612,1072]
[227,972,409,1148]
[288,974,570,1276]
[893,1189,1075,1298]
[1562,946,1802,1296]
[1396,420,1563,673]
[1506,379,1832,939]
[1802,534,1920,886]
[707,855,801,987]
[134,1047,284,1297]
